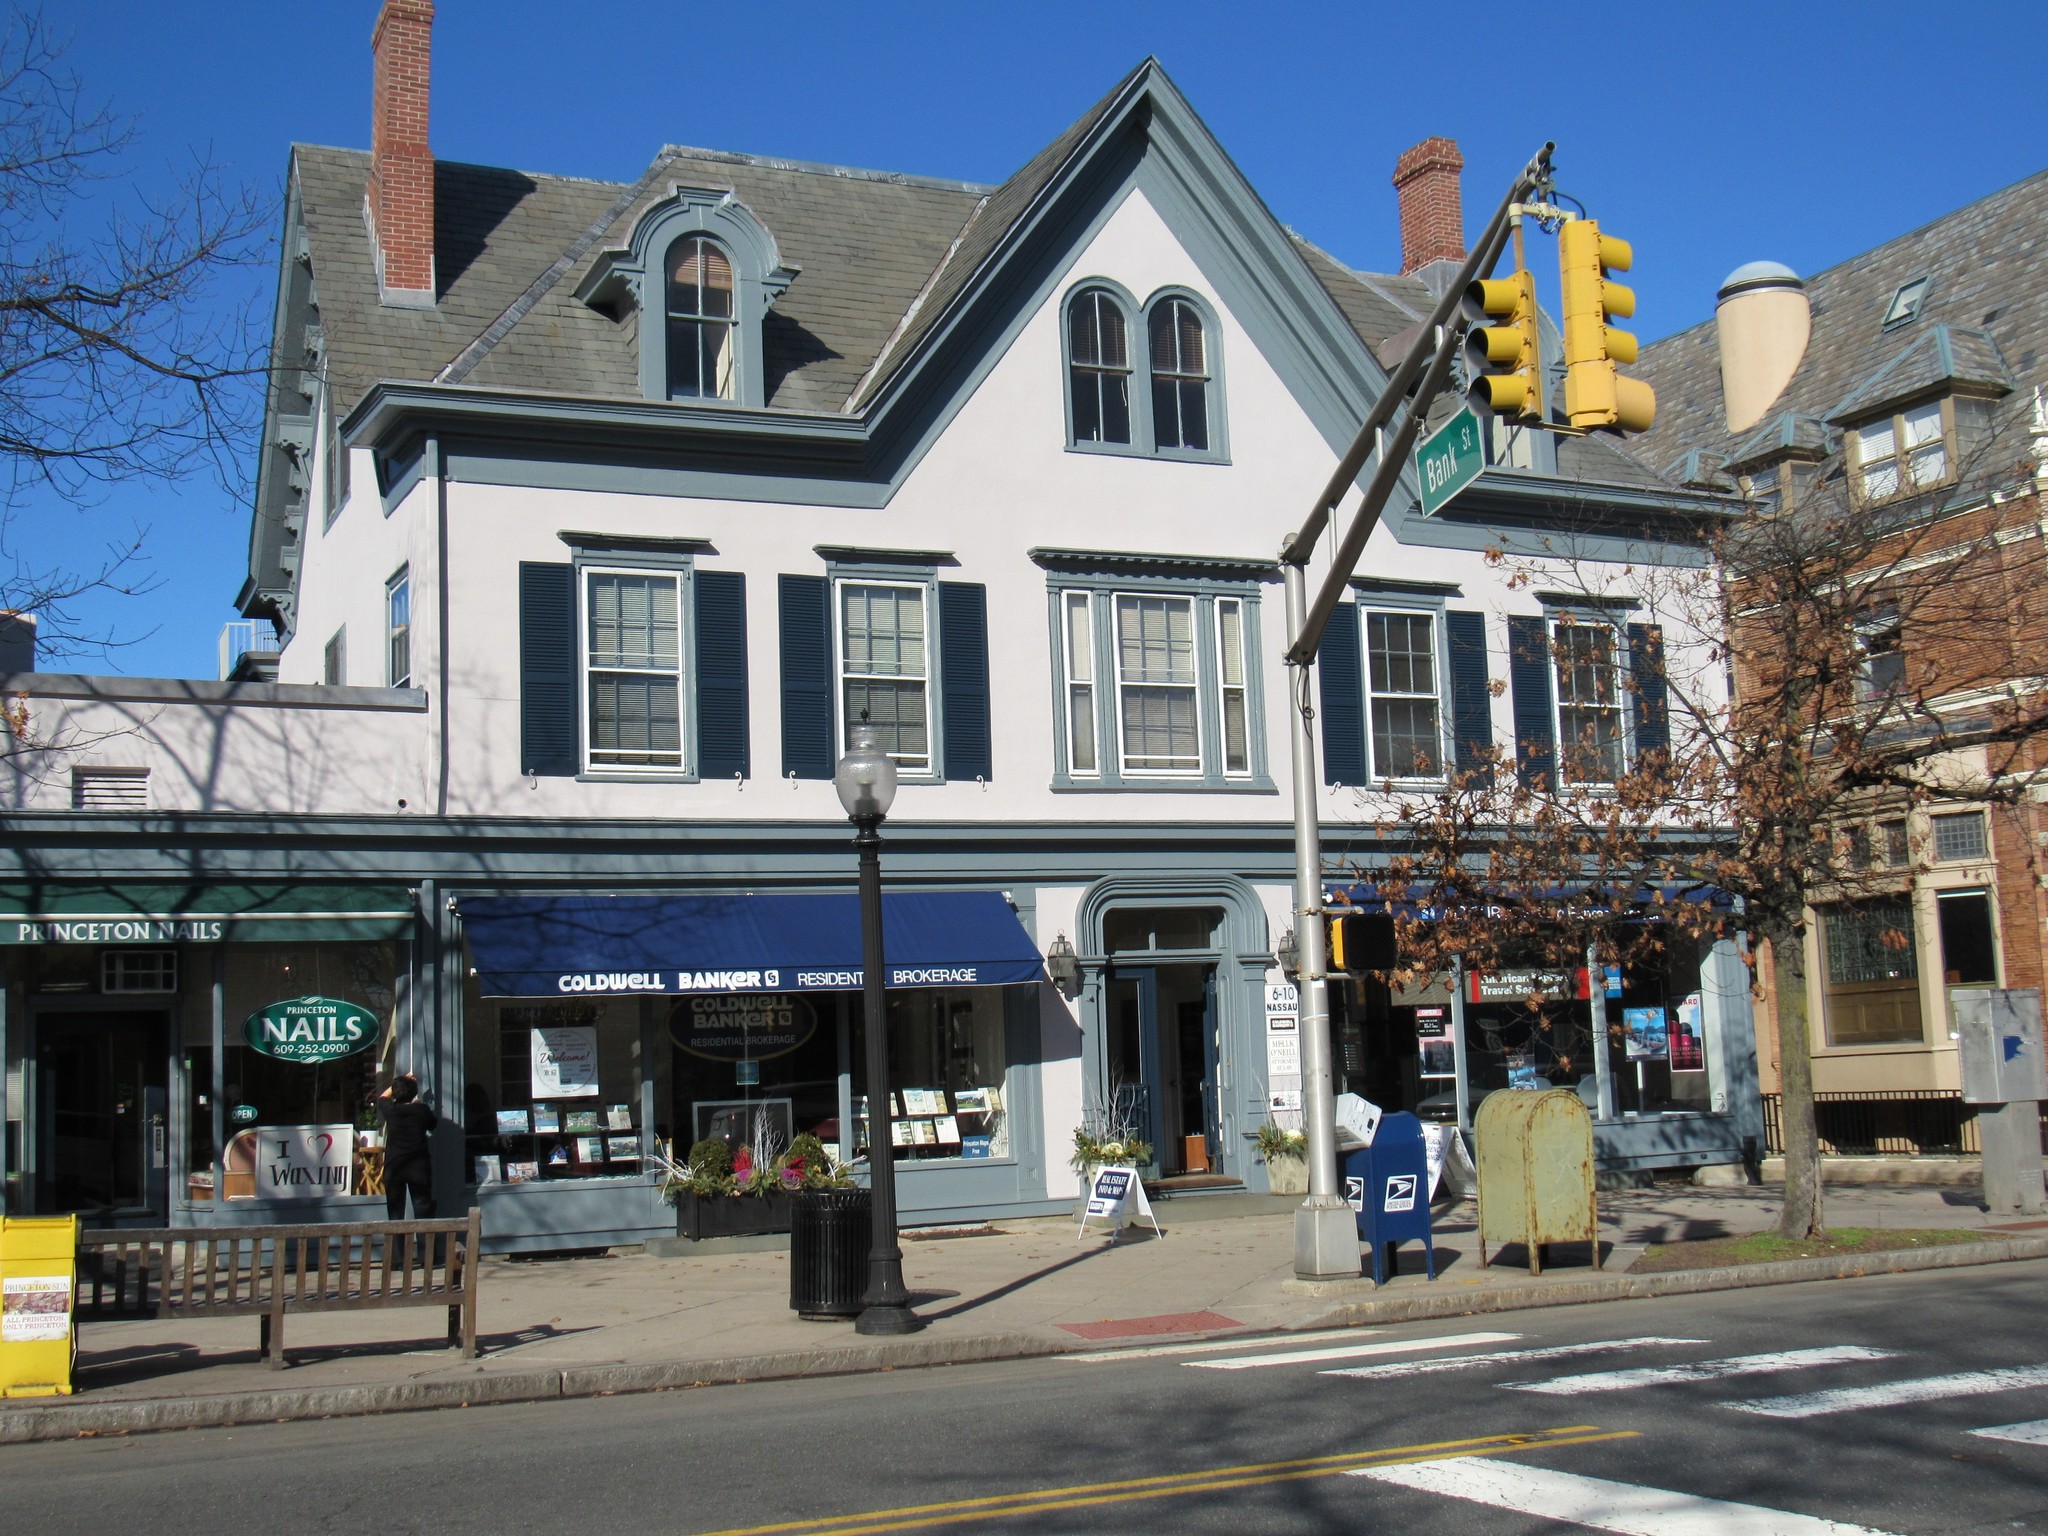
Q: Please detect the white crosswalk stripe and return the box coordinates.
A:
[1322,1335,1705,1381]
[1730,1363,2048,1419]
[1507,1346,1898,1395]
[1355,1457,1901,1535]
[1061,1326,1380,1363]
[1970,1417,2048,1447]
[1186,1329,1520,1371]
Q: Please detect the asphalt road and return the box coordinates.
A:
[8,1260,2048,1534]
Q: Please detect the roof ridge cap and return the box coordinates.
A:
[656,143,992,195]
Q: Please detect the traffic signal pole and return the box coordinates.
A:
[1280,143,1554,1282]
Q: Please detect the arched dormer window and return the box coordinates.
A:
[576,187,796,409]
[1066,287,1133,446]
[1061,281,1227,461]
[1148,296,1209,453]
[665,236,736,400]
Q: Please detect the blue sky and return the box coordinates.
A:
[33,0,2048,679]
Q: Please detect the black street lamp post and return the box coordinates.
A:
[834,723,922,1336]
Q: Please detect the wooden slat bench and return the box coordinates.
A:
[76,1208,481,1370]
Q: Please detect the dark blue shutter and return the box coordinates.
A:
[695,570,749,780]
[1506,614,1555,789]
[1628,622,1669,761]
[519,561,577,777]
[1445,609,1493,784]
[779,574,834,780]
[1318,599,1367,786]
[938,581,991,782]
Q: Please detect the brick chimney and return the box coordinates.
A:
[1392,137,1465,275]
[368,0,435,307]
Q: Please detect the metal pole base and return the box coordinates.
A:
[855,1303,925,1336]
[1293,1195,1360,1281]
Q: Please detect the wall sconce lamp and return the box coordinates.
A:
[1045,931,1080,993]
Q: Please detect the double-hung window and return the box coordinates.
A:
[386,568,411,688]
[665,236,736,401]
[1852,400,1945,502]
[584,569,684,771]
[1148,297,1210,453]
[1855,604,1904,702]
[1063,284,1226,460]
[1067,289,1132,446]
[1048,569,1267,788]
[1552,618,1625,785]
[1365,610,1442,779]
[839,581,931,772]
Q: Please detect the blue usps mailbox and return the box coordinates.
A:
[1341,1111,1435,1286]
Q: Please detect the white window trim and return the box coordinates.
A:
[1111,589,1206,779]
[1361,604,1451,785]
[386,566,411,689]
[833,576,936,777]
[1213,595,1251,779]
[1059,589,1098,778]
[579,565,688,777]
[1549,615,1630,787]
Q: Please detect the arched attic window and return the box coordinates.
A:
[1067,288,1132,446]
[574,187,796,410]
[665,236,736,400]
[1148,297,1209,453]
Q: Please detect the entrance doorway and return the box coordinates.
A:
[1104,963,1217,1177]
[34,1010,169,1218]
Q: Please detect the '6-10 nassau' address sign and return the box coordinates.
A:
[244,996,379,1065]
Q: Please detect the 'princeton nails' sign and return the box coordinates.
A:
[244,996,379,1064]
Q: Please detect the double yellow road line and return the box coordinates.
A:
[693,1423,1634,1535]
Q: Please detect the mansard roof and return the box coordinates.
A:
[1634,168,2048,470]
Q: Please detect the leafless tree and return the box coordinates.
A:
[1342,416,2048,1240]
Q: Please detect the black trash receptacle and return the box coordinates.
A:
[789,1188,873,1320]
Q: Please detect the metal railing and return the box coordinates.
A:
[1760,1089,2048,1157]
[218,620,259,680]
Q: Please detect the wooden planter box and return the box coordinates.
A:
[675,1190,794,1240]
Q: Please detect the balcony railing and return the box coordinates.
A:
[218,621,261,680]
[1760,1089,2048,1157]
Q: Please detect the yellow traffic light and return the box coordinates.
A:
[1558,219,1655,433]
[1462,266,1542,421]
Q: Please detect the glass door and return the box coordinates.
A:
[35,1011,169,1218]
[1102,967,1159,1171]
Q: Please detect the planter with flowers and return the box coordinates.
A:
[1070,1125,1155,1193]
[661,1131,856,1240]
[1255,1121,1309,1195]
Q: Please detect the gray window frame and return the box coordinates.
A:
[386,566,411,689]
[1060,281,1229,464]
[1931,810,1988,863]
[832,571,938,779]
[1545,609,1632,787]
[573,550,698,782]
[1047,570,1272,792]
[323,626,346,687]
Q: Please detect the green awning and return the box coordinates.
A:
[0,883,416,944]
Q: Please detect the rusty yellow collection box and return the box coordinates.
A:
[1,1214,79,1397]
[1474,1089,1600,1276]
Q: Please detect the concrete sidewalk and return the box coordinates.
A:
[5,1180,2045,1444]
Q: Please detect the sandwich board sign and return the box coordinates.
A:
[1077,1165,1163,1241]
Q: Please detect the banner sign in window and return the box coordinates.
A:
[669,994,818,1063]
[530,1026,600,1098]
[242,996,379,1065]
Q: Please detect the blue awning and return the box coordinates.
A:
[458,891,1046,999]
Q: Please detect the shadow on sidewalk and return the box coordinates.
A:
[73,1320,596,1384]
[917,1240,1122,1323]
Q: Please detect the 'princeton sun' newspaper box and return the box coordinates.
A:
[1,1214,79,1397]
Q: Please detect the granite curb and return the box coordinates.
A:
[5,1237,2045,1446]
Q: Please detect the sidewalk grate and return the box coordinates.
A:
[1058,1310,1242,1340]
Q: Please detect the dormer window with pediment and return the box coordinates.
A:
[576,187,797,409]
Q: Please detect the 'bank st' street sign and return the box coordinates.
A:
[1415,405,1484,517]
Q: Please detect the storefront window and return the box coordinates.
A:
[669,990,839,1163]
[464,997,644,1185]
[853,987,1011,1162]
[215,942,400,1202]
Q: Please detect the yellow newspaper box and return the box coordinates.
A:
[1,1214,79,1396]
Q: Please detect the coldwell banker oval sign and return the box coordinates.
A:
[670,993,817,1062]
[243,996,379,1064]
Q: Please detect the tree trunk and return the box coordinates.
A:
[1767,919,1826,1239]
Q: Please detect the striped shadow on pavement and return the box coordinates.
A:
[1355,1457,1899,1535]
[1729,1363,2048,1419]
[1506,1347,1897,1396]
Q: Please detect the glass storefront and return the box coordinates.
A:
[460,996,646,1185]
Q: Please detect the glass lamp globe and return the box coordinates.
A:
[834,723,898,821]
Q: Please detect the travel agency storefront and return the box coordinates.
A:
[452,889,1058,1251]
[0,882,418,1225]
